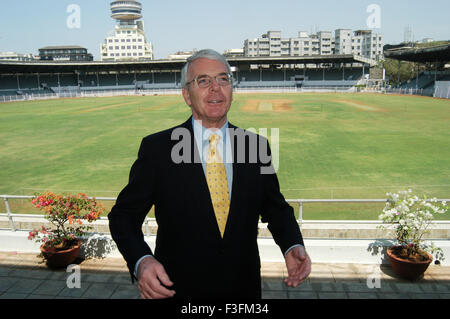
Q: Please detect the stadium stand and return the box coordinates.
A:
[0,55,377,101]
[384,44,450,98]
[400,72,437,89]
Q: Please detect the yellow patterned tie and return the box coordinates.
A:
[206,134,230,238]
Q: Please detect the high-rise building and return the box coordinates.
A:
[101,0,154,61]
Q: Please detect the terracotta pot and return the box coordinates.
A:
[40,239,81,268]
[386,246,432,280]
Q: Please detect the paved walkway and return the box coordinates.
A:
[0,251,449,299]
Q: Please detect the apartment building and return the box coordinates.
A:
[244,31,325,57]
[334,29,353,55]
[352,30,384,60]
[244,29,383,60]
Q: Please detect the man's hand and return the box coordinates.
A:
[284,246,311,288]
[137,256,176,299]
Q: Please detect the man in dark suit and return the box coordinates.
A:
[108,49,311,299]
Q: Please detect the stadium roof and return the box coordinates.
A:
[39,46,87,50]
[0,54,376,74]
[384,44,450,63]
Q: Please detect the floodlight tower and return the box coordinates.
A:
[101,0,154,61]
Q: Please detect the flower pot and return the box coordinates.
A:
[386,246,432,280]
[40,239,81,268]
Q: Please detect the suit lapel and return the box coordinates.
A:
[223,122,245,239]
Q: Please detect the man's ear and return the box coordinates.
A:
[182,87,192,107]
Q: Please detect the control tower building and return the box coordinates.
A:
[101,0,154,61]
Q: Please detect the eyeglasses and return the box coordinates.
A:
[186,73,232,88]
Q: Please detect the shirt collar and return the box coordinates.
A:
[192,117,228,142]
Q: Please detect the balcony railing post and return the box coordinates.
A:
[298,201,303,225]
[3,197,16,232]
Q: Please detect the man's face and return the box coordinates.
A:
[182,58,233,129]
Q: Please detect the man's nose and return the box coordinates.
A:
[209,78,220,91]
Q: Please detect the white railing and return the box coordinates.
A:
[1,194,449,232]
[0,89,183,103]
[0,195,116,232]
[384,87,435,97]
[1,85,370,103]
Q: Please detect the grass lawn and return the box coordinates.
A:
[1,92,449,220]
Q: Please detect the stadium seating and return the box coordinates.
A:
[0,66,368,98]
[237,80,296,88]
[0,89,21,97]
[0,75,21,90]
[400,73,435,90]
[302,80,358,87]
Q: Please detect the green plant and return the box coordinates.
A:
[28,191,105,251]
[378,189,448,262]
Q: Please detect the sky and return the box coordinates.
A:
[0,0,449,60]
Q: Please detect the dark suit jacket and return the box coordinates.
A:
[108,117,304,299]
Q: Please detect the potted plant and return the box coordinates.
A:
[28,191,105,268]
[378,189,447,280]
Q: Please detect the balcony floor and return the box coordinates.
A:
[0,251,449,300]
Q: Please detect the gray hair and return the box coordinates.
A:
[180,49,232,88]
